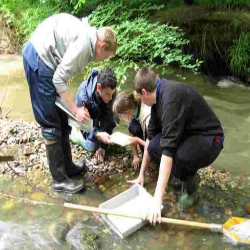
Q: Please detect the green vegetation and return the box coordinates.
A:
[0,0,201,87]
[1,0,250,84]
[87,1,201,86]
[0,0,57,45]
[81,231,99,249]
[229,32,250,81]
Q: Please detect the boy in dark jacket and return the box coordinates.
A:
[129,67,224,224]
[70,67,117,162]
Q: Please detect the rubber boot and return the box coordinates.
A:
[61,135,87,178]
[172,176,182,190]
[45,140,85,193]
[178,174,200,209]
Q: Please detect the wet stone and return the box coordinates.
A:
[91,158,98,165]
[41,144,46,151]
[49,220,70,242]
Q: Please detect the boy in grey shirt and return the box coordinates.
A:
[22,13,117,193]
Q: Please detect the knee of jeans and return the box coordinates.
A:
[42,127,61,141]
[81,140,98,151]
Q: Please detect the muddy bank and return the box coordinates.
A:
[0,14,18,54]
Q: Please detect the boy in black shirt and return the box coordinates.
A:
[129,67,224,225]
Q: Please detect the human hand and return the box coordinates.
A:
[96,132,111,144]
[132,156,140,170]
[146,197,162,226]
[127,174,144,186]
[127,137,139,146]
[75,106,90,123]
[95,148,105,162]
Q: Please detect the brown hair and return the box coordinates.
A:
[133,67,158,94]
[97,27,117,52]
[113,91,140,115]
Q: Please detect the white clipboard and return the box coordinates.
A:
[55,97,93,132]
[110,132,132,147]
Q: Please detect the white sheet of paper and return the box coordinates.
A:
[110,132,132,146]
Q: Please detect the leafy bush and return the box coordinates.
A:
[229,32,250,81]
[0,0,57,44]
[87,1,202,86]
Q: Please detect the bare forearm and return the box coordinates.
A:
[154,155,173,201]
[131,145,139,158]
[136,137,146,147]
[59,90,78,115]
[139,139,151,176]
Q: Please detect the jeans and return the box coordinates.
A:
[70,127,99,151]
[23,45,71,140]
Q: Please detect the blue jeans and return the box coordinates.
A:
[70,127,99,151]
[23,43,70,140]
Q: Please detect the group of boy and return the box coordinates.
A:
[23,13,224,224]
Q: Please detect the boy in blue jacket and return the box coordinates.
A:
[70,67,117,162]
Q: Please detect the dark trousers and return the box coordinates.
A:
[129,119,145,153]
[147,134,222,181]
[23,56,71,140]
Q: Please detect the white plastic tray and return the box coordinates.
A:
[99,184,153,238]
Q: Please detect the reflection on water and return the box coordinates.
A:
[0,221,62,250]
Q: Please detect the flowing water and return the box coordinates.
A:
[0,55,250,250]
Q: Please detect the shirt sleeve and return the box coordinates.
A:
[147,104,162,141]
[160,102,186,158]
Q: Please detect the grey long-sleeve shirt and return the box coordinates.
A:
[28,13,97,93]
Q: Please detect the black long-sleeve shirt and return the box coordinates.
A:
[147,78,224,158]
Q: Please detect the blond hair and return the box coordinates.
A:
[113,91,141,115]
[97,27,117,52]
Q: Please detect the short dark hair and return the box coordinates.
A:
[97,67,117,89]
[133,67,157,94]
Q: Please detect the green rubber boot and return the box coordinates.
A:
[178,174,200,209]
[178,193,195,209]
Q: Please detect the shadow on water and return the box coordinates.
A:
[1,55,250,249]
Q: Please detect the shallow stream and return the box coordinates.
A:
[0,55,250,249]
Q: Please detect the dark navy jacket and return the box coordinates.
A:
[147,78,224,158]
[76,70,116,149]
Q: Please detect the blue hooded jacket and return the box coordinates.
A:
[76,70,116,149]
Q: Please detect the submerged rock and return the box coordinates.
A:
[49,220,70,242]
[66,222,100,250]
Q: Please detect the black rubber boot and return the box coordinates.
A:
[61,135,87,177]
[184,173,200,194]
[52,179,84,193]
[45,141,85,193]
[172,176,182,190]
